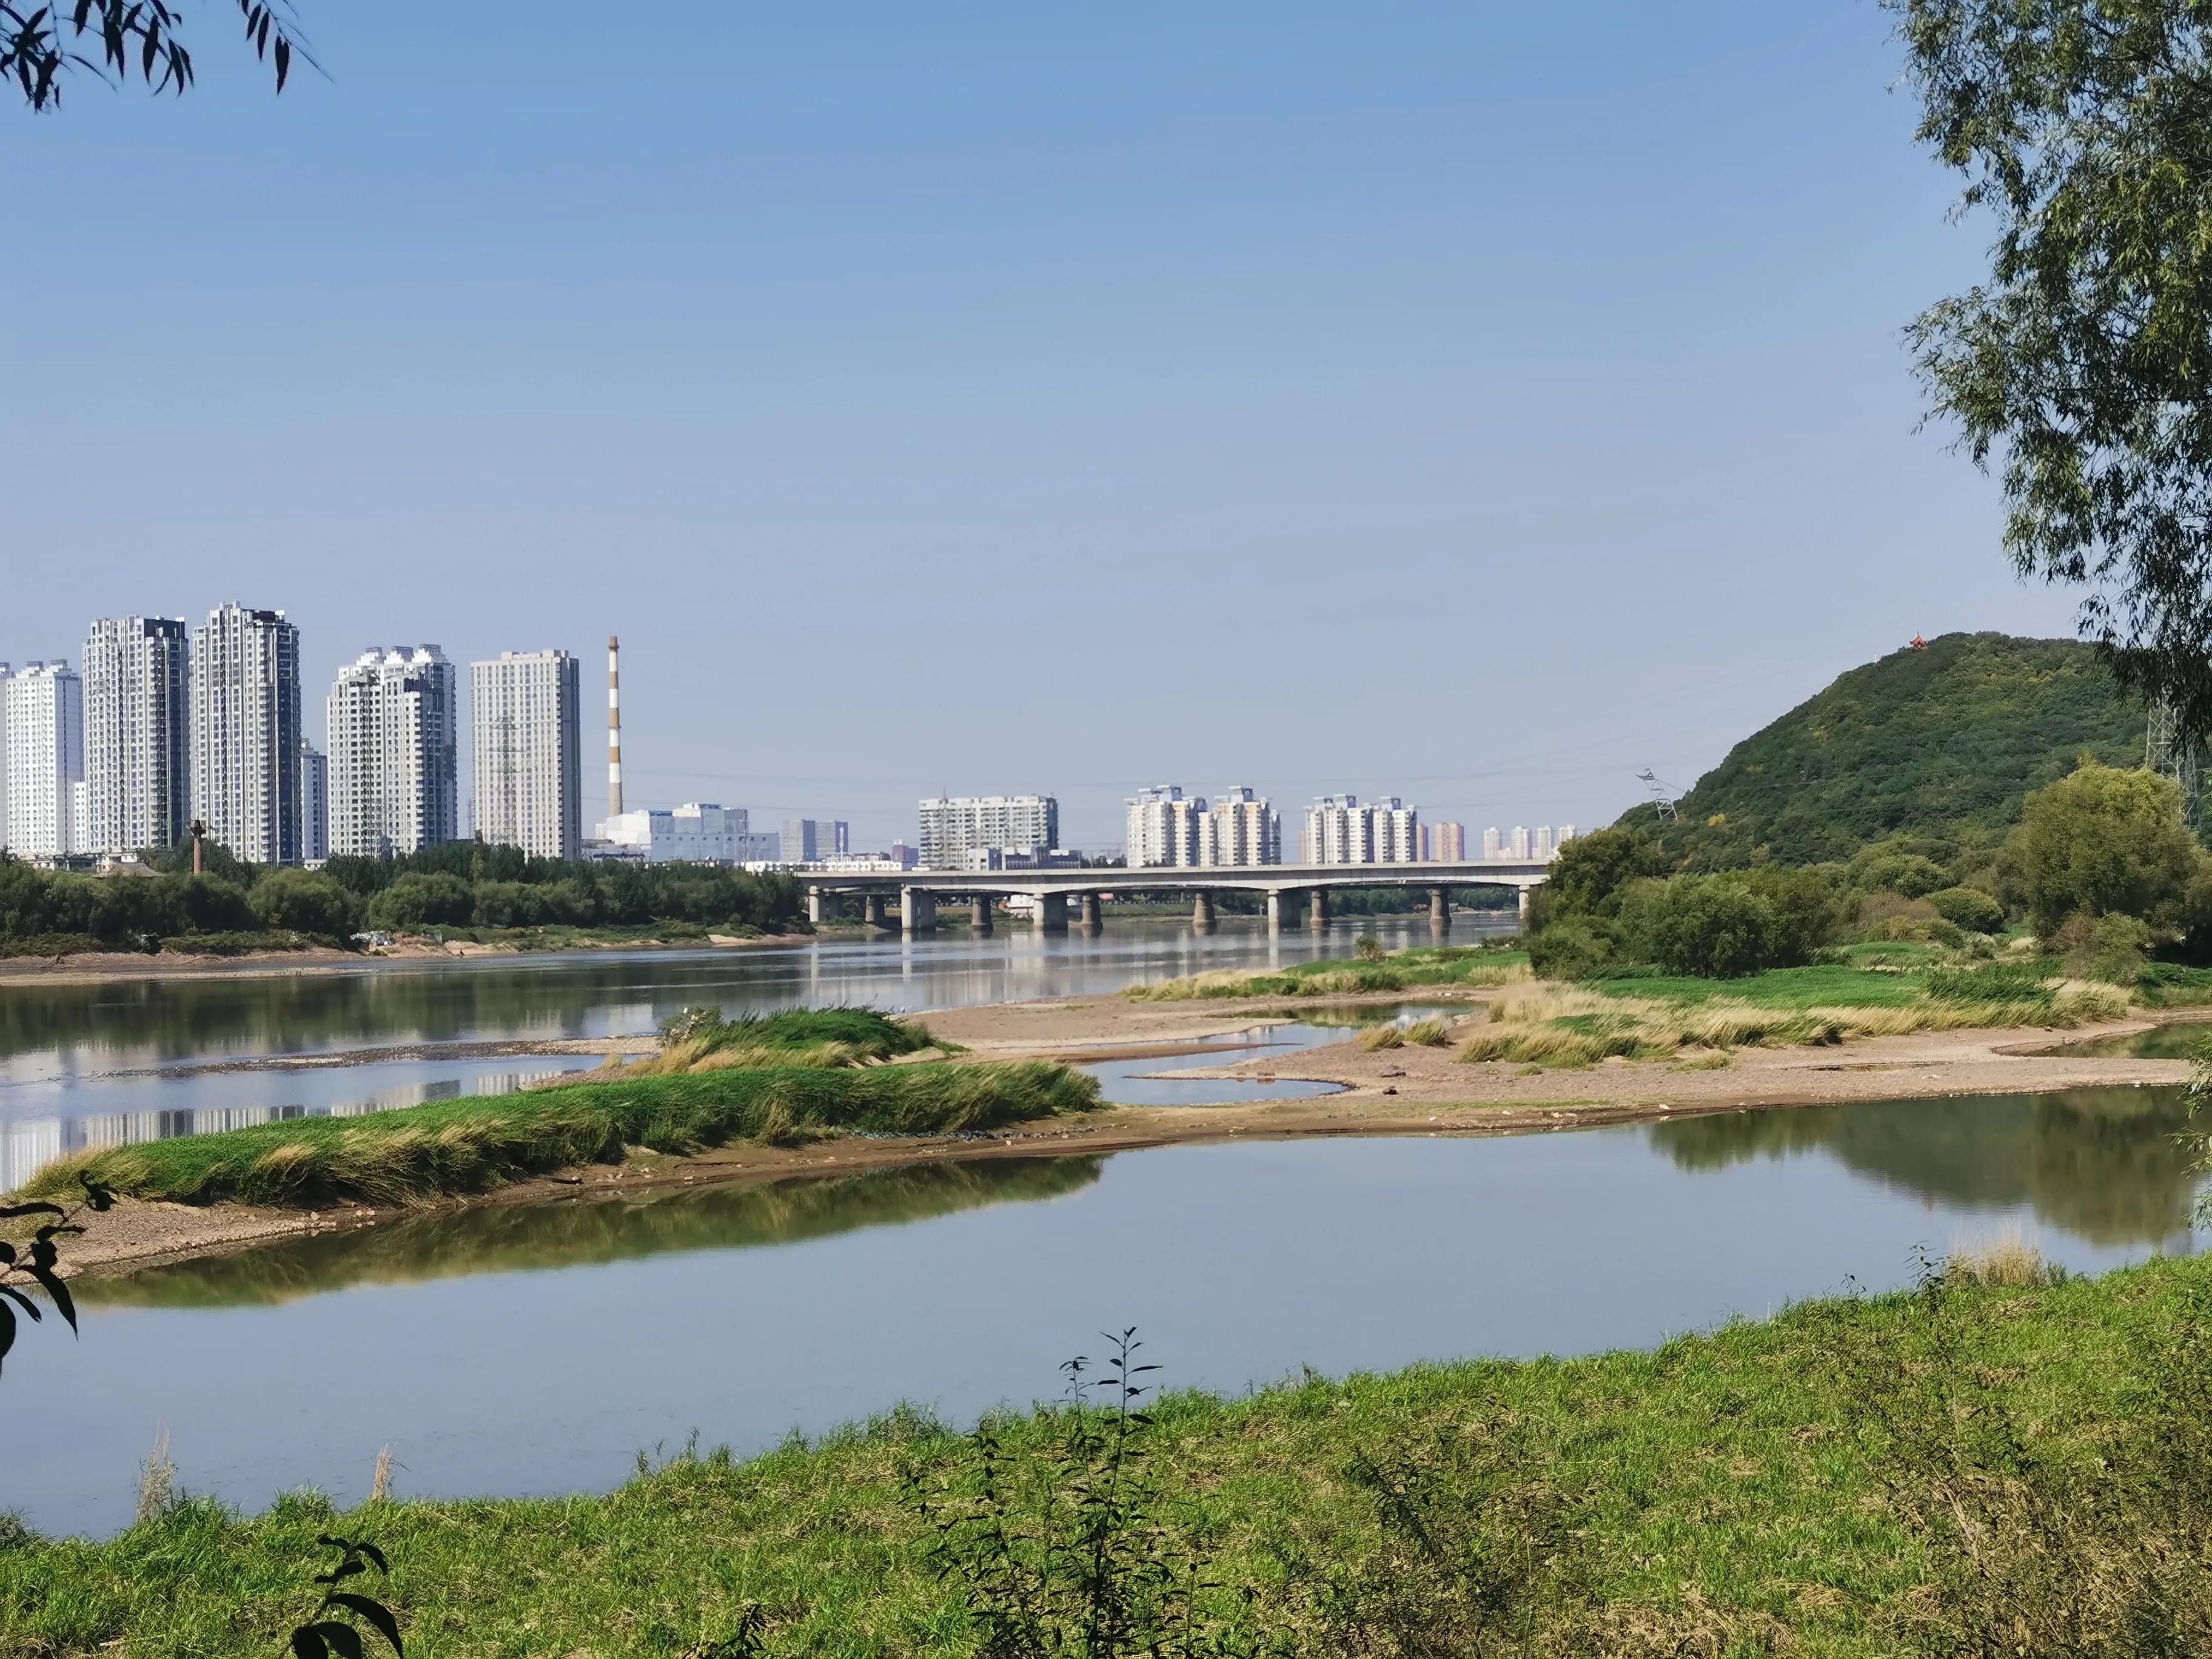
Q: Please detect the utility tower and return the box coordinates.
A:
[1637,769,1678,823]
[2146,697,2204,828]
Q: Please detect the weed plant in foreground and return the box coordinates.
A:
[18,1253,2212,1654]
[18,1061,1100,1210]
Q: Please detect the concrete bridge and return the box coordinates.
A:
[800,859,1552,936]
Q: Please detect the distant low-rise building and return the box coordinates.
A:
[597,802,778,864]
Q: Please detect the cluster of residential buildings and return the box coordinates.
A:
[1119,786,1575,870]
[3,609,590,866]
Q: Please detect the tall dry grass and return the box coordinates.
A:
[1458,979,2130,1066]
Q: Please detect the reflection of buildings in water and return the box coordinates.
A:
[1,1071,569,1193]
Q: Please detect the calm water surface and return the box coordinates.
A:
[0,917,1499,1189]
[6,1083,2198,1536]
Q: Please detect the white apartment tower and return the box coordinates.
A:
[917,794,1058,869]
[1198,786,1281,868]
[1303,794,1421,865]
[190,604,303,865]
[1482,826,1503,859]
[301,741,329,864]
[1126,785,1200,868]
[472,649,581,860]
[3,663,83,859]
[327,646,460,859]
[81,616,191,856]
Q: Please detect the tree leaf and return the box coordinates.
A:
[313,1621,365,1659]
[26,1265,75,1335]
[289,1629,329,1659]
[328,1593,403,1656]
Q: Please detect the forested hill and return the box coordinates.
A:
[1617,632,2146,866]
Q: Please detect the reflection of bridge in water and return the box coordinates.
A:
[803,859,1555,937]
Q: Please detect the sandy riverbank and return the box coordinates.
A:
[38,987,2202,1281]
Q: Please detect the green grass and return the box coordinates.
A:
[1124,946,1527,1001]
[16,1062,1099,1209]
[11,1252,2212,1655]
[1586,963,1936,1010]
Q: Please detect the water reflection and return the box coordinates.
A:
[1650,1087,2200,1246]
[0,1066,585,1194]
[83,1156,1104,1309]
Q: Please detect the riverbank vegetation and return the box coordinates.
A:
[12,1246,2212,1655]
[0,840,811,958]
[1122,943,1528,1001]
[16,1018,1097,1208]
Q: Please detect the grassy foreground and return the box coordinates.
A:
[18,1061,1099,1210]
[11,1252,2212,1655]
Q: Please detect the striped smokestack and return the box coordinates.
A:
[607,635,623,820]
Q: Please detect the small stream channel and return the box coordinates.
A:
[1076,1005,1458,1105]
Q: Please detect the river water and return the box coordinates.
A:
[0,916,1498,1192]
[0,922,2202,1537]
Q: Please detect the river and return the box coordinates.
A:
[0,922,2201,1537]
[0,915,1501,1191]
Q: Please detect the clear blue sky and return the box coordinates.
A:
[2,2,2080,851]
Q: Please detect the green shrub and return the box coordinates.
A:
[1527,920,1613,981]
[1854,852,1951,899]
[1643,877,1777,979]
[365,872,477,930]
[2001,760,2198,934]
[1927,885,2005,934]
[250,869,362,938]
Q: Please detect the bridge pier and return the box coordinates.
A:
[1193,891,1217,933]
[807,887,839,926]
[971,895,993,935]
[1517,886,1532,928]
[1265,891,1290,933]
[863,893,889,930]
[900,888,936,936]
[1080,892,1103,931]
[1309,888,1332,931]
[1036,893,1068,933]
[1430,887,1450,931]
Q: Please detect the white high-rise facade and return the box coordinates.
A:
[472,649,581,859]
[1198,786,1281,867]
[1126,785,1201,868]
[4,663,84,859]
[1482,826,1503,859]
[327,646,460,859]
[1303,794,1421,865]
[81,616,191,857]
[917,794,1058,869]
[190,604,302,866]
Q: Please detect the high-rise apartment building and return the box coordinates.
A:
[1533,826,1555,859]
[1198,786,1281,867]
[1509,826,1532,859]
[1433,822,1467,862]
[327,646,459,859]
[4,662,84,859]
[301,741,329,863]
[1126,785,1201,868]
[190,603,302,866]
[472,649,581,859]
[917,794,1058,869]
[1303,794,1421,865]
[0,664,10,851]
[81,616,191,857]
[1482,826,1503,859]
